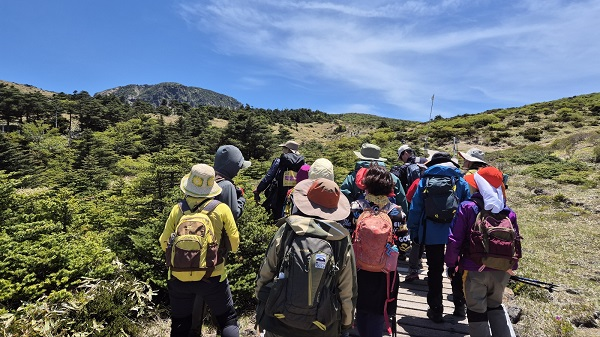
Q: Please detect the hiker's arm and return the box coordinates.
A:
[445,202,475,268]
[393,175,409,215]
[255,227,285,298]
[219,204,240,253]
[338,243,358,328]
[407,182,424,238]
[218,181,245,220]
[158,205,182,251]
[340,173,356,201]
[255,158,280,193]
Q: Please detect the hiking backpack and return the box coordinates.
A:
[259,217,349,337]
[391,160,421,193]
[468,198,522,271]
[352,204,395,273]
[165,199,222,274]
[422,175,459,223]
[351,202,398,335]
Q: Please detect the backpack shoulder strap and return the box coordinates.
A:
[178,200,191,214]
[200,199,221,213]
[275,220,297,272]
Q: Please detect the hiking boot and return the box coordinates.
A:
[404,271,419,283]
[427,309,444,323]
[453,304,466,318]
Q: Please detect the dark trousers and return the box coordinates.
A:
[168,276,239,337]
[451,269,465,307]
[425,244,445,312]
[355,309,385,337]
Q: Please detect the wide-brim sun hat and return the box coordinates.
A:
[458,148,487,164]
[424,152,459,168]
[292,178,350,221]
[180,164,222,198]
[279,140,299,153]
[353,143,387,162]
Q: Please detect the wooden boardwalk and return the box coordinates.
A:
[347,256,471,337]
[393,259,469,337]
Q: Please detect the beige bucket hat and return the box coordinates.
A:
[180,164,222,198]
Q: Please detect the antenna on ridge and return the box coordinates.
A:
[424,94,435,154]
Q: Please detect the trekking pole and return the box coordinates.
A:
[510,275,577,293]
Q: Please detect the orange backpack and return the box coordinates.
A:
[352,208,394,272]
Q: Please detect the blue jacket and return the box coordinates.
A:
[407,164,470,245]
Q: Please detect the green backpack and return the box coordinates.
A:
[257,216,349,337]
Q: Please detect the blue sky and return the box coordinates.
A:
[1,0,598,121]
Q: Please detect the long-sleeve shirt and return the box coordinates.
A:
[215,178,246,220]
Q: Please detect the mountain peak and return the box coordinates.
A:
[95,82,242,109]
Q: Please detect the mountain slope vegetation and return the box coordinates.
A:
[95,82,243,109]
[0,80,598,336]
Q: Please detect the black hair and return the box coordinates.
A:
[363,163,394,196]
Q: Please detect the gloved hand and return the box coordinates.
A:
[235,186,245,198]
[253,190,261,203]
[447,266,457,280]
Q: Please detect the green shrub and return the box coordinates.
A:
[500,145,558,165]
[0,275,157,336]
[521,128,542,142]
[226,202,277,311]
[523,160,591,183]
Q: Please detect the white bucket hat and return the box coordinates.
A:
[180,164,222,198]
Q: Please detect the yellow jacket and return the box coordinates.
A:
[159,196,240,282]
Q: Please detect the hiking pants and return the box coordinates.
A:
[464,270,514,337]
[425,244,445,313]
[408,241,424,273]
[355,309,385,337]
[168,276,239,337]
[451,269,466,307]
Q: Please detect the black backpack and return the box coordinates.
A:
[422,175,459,223]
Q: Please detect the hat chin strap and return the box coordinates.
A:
[474,173,505,213]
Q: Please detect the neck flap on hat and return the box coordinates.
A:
[474,173,505,213]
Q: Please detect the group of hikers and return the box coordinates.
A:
[158,140,522,337]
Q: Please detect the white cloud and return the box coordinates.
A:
[178,0,600,120]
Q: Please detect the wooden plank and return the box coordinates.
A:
[390,254,471,336]
[396,308,470,334]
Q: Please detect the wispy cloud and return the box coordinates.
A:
[178,0,600,120]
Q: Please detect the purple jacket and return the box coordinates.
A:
[445,194,520,271]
